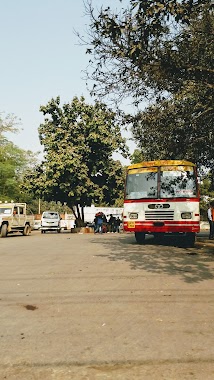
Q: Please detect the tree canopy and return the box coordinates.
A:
[127,87,214,169]
[0,113,37,202]
[83,0,214,174]
[84,0,213,102]
[22,96,128,224]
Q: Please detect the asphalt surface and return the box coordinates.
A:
[0,230,214,379]
[196,230,214,249]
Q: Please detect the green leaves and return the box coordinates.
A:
[129,82,214,170]
[23,96,128,219]
[84,0,213,174]
[0,115,38,202]
[84,1,213,102]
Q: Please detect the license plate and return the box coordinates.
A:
[128,221,135,228]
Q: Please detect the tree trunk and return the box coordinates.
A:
[64,203,85,227]
[75,204,85,227]
[81,206,85,223]
[70,206,77,220]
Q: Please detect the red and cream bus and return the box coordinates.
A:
[123,160,200,246]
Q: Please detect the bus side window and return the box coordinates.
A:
[19,207,24,215]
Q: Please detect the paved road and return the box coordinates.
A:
[0,231,214,379]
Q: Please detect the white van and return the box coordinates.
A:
[40,211,61,233]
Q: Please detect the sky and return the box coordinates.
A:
[0,0,136,164]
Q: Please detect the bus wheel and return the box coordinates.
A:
[184,233,196,248]
[1,224,8,238]
[135,232,145,244]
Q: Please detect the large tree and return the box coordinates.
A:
[22,96,128,224]
[0,113,37,201]
[84,0,213,102]
[126,5,214,164]
[83,0,213,174]
[128,88,214,167]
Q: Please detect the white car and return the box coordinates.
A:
[40,211,61,233]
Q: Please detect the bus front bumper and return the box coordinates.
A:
[123,221,200,234]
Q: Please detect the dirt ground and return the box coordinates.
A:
[0,230,214,379]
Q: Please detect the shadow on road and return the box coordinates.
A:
[92,234,214,284]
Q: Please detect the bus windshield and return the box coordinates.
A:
[160,166,196,198]
[125,165,197,200]
[125,168,158,199]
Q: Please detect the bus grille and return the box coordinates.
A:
[145,211,174,220]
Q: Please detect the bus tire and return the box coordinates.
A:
[184,232,196,248]
[135,232,145,244]
[1,224,8,238]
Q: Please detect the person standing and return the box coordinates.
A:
[108,214,116,233]
[207,201,214,240]
[115,217,121,233]
[94,212,104,234]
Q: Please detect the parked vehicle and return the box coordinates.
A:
[123,160,200,247]
[60,214,76,231]
[33,220,41,230]
[40,211,61,233]
[0,202,34,238]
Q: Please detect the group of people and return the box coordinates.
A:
[208,201,214,240]
[93,212,121,234]
[93,203,214,238]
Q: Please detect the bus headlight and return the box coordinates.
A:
[129,212,138,219]
[181,212,192,219]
